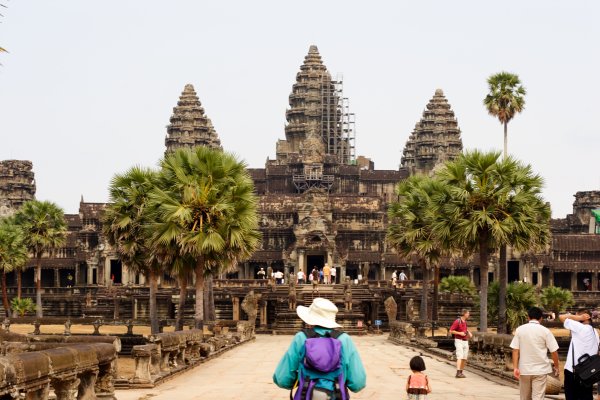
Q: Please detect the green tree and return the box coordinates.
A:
[484,71,527,334]
[15,200,67,317]
[10,297,35,317]
[439,275,476,297]
[103,166,163,334]
[149,147,261,329]
[487,281,537,332]
[388,175,450,320]
[0,217,28,316]
[540,286,574,318]
[434,150,550,332]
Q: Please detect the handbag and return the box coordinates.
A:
[572,327,600,387]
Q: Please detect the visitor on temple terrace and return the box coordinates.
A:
[449,309,472,378]
[559,309,599,400]
[511,307,560,400]
[273,297,367,399]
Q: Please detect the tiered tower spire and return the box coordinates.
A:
[276,45,354,165]
[401,89,463,175]
[165,84,222,153]
[0,160,36,217]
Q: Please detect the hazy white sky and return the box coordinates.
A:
[1,1,599,217]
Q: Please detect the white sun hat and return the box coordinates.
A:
[296,297,342,329]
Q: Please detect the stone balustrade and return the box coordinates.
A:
[130,321,255,386]
[388,320,416,344]
[468,332,514,372]
[0,342,117,400]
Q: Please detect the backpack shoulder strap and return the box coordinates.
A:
[303,328,320,339]
[328,330,345,339]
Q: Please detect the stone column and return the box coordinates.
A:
[408,265,414,280]
[549,268,554,286]
[571,272,578,291]
[593,270,599,291]
[52,377,80,400]
[74,266,80,286]
[55,268,60,287]
[469,266,474,284]
[259,301,268,328]
[133,298,138,320]
[122,266,130,286]
[232,297,240,321]
[340,261,346,281]
[78,370,99,399]
[298,250,305,273]
[380,264,386,281]
[327,252,333,267]
[244,262,250,279]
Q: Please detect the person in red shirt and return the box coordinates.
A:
[449,309,472,378]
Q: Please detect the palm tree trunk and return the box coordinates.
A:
[498,245,507,334]
[175,272,187,331]
[35,255,42,318]
[17,269,22,300]
[203,275,216,322]
[419,261,428,321]
[194,258,205,329]
[503,121,508,159]
[2,271,10,317]
[479,238,489,332]
[148,269,159,335]
[432,264,440,321]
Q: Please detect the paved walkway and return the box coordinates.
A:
[116,335,521,400]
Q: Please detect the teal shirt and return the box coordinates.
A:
[273,327,367,393]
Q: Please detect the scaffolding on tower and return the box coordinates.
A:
[321,73,356,165]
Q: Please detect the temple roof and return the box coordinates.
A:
[165,84,222,153]
[552,234,600,252]
[401,89,463,176]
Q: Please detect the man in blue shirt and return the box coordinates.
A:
[273,298,367,399]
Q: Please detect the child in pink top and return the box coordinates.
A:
[406,356,431,399]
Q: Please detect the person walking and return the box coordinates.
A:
[449,309,472,378]
[311,267,319,294]
[510,307,560,400]
[323,263,331,285]
[331,265,336,284]
[406,356,431,399]
[559,309,599,400]
[273,297,367,399]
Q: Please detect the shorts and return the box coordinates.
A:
[455,339,469,360]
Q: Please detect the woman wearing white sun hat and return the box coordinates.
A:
[273,297,367,399]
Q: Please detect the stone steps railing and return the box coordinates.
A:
[0,342,117,400]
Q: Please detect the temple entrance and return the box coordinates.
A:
[577,272,592,291]
[553,272,571,290]
[306,255,325,272]
[22,268,34,287]
[346,264,359,280]
[59,269,75,287]
[110,260,122,284]
[508,261,520,282]
[41,269,54,287]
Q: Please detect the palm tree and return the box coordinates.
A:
[484,71,527,334]
[387,175,450,321]
[540,286,574,318]
[434,150,550,332]
[149,147,261,329]
[103,166,163,334]
[487,281,537,333]
[0,217,28,316]
[14,200,67,317]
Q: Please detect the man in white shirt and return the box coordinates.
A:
[511,307,560,400]
[330,266,336,284]
[559,309,599,400]
[297,270,305,285]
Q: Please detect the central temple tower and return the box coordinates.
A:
[276,45,355,165]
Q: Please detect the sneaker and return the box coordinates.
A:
[456,372,466,378]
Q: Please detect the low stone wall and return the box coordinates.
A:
[0,342,117,400]
[129,321,255,387]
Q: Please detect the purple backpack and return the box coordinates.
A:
[292,329,349,400]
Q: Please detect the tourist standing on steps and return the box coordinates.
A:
[510,307,560,400]
[297,269,306,285]
[311,267,319,294]
[323,263,331,284]
[257,267,266,279]
[449,309,472,378]
[331,265,336,284]
[559,309,599,400]
[273,297,367,399]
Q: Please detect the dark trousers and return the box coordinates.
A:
[564,369,593,400]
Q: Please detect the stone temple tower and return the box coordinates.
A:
[0,160,36,217]
[165,84,222,153]
[401,89,463,175]
[276,45,355,165]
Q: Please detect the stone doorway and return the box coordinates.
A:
[508,261,520,282]
[306,254,325,272]
[110,260,122,284]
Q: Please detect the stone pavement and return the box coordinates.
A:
[116,334,521,400]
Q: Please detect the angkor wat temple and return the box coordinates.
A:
[1,46,599,323]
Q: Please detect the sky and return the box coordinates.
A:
[0,1,599,218]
